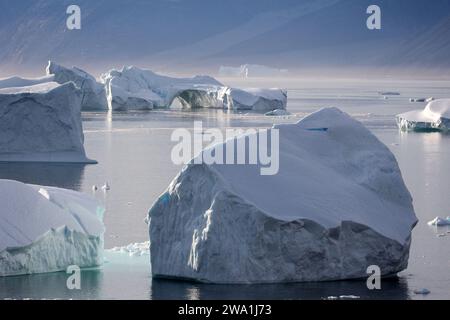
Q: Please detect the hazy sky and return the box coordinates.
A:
[0,0,449,77]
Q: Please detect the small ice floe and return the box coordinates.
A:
[108,241,150,257]
[413,288,430,295]
[379,91,400,96]
[102,182,110,191]
[264,109,291,116]
[437,233,446,237]
[427,216,450,226]
[339,295,361,299]
[410,98,426,103]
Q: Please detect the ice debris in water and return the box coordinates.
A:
[108,241,150,257]
[413,288,430,295]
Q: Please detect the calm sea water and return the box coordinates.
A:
[0,79,449,299]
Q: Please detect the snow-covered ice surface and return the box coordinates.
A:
[47,61,108,111]
[0,82,96,163]
[149,107,417,283]
[0,179,105,276]
[396,99,450,131]
[1,77,449,299]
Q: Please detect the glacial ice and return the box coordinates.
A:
[0,179,105,276]
[101,66,287,111]
[397,99,450,131]
[148,107,417,284]
[101,66,223,110]
[47,61,108,111]
[0,81,96,163]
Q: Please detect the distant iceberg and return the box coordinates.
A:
[101,66,287,111]
[0,81,96,163]
[100,66,223,110]
[396,99,450,131]
[0,179,105,276]
[219,64,288,78]
[148,107,417,284]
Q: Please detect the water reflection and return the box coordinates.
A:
[151,277,410,300]
[0,268,103,300]
[0,163,87,191]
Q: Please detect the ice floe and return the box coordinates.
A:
[108,241,150,257]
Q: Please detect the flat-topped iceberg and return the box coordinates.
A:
[47,61,108,111]
[101,66,287,111]
[148,107,417,284]
[224,87,287,111]
[0,179,105,276]
[396,99,450,131]
[101,66,224,110]
[0,81,95,163]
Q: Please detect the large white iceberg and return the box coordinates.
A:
[47,61,108,111]
[396,99,450,131]
[0,179,105,276]
[0,81,95,163]
[101,66,223,110]
[148,107,417,284]
[101,66,287,111]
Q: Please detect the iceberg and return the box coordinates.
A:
[222,87,287,111]
[219,64,289,78]
[0,81,95,163]
[0,179,105,276]
[396,99,450,131]
[148,107,417,284]
[101,66,287,111]
[101,66,223,110]
[47,61,108,111]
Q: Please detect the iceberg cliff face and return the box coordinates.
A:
[396,99,450,131]
[0,180,105,276]
[101,66,287,111]
[47,61,108,111]
[0,82,95,163]
[148,107,417,284]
